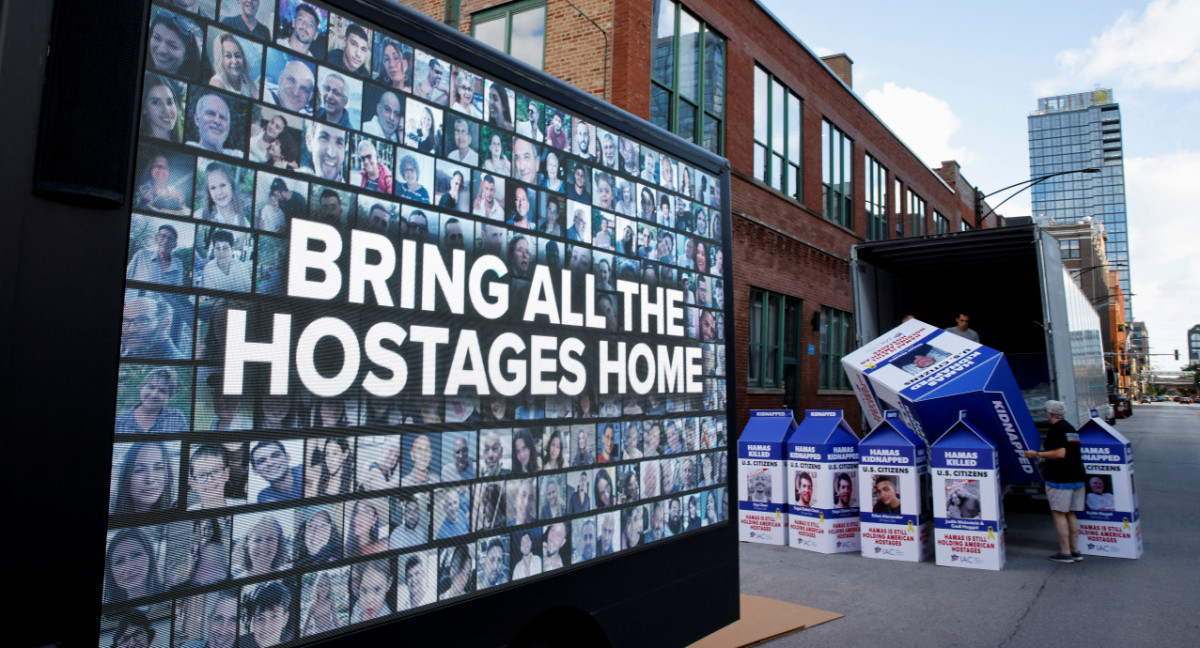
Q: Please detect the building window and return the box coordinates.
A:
[822,120,853,228]
[894,178,904,236]
[961,220,973,232]
[865,154,888,241]
[754,66,801,200]
[472,1,547,69]
[907,189,926,237]
[933,211,949,234]
[1060,239,1080,259]
[819,306,853,390]
[749,289,801,388]
[652,0,726,154]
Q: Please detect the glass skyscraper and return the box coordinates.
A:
[1028,88,1132,321]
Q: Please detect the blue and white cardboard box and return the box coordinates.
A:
[1076,414,1142,559]
[737,410,795,545]
[858,410,932,562]
[841,318,1042,487]
[784,409,860,553]
[931,414,1005,570]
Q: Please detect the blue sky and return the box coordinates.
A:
[760,0,1200,370]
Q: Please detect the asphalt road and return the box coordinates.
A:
[737,402,1200,647]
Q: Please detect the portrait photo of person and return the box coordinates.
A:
[477,428,511,478]
[541,522,569,571]
[568,517,596,564]
[621,505,644,550]
[446,394,480,423]
[894,343,953,376]
[185,90,247,157]
[511,136,541,186]
[400,433,440,487]
[477,536,510,590]
[702,488,722,526]
[412,49,449,106]
[248,439,303,503]
[315,67,362,130]
[165,517,232,589]
[443,115,480,167]
[345,498,390,558]
[436,543,475,600]
[745,469,771,504]
[472,480,508,533]
[616,464,639,506]
[436,165,471,215]
[349,137,393,194]
[485,80,515,131]
[116,364,191,434]
[598,422,621,463]
[326,21,372,77]
[239,579,297,648]
[134,148,194,216]
[834,471,856,509]
[111,441,180,515]
[395,152,434,204]
[593,466,615,509]
[206,29,261,98]
[434,485,472,540]
[193,228,252,292]
[374,37,412,92]
[188,443,246,510]
[104,526,165,603]
[142,73,186,142]
[871,474,902,514]
[304,436,355,497]
[148,7,204,81]
[233,510,294,578]
[361,85,403,142]
[480,126,511,177]
[103,610,167,648]
[300,120,348,183]
[404,98,442,155]
[220,0,273,40]
[389,492,431,550]
[544,107,570,151]
[597,128,618,169]
[515,94,544,143]
[275,1,326,58]
[349,558,393,624]
[299,567,348,636]
[308,184,353,228]
[263,49,315,114]
[640,460,660,499]
[254,172,308,232]
[794,471,814,507]
[441,431,477,482]
[566,160,591,203]
[397,549,437,611]
[1086,474,1116,511]
[448,66,482,118]
[539,473,567,520]
[401,204,438,245]
[541,428,567,471]
[508,184,537,229]
[175,589,239,648]
[510,527,543,579]
[507,478,538,527]
[439,214,470,258]
[294,504,344,568]
[946,480,983,519]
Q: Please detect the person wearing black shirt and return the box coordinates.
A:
[1025,399,1088,563]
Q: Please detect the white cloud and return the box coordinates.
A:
[1125,151,1200,367]
[1038,0,1200,94]
[862,83,973,167]
[811,45,835,58]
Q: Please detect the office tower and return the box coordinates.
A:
[1028,89,1132,321]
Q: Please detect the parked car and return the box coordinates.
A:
[1109,393,1132,418]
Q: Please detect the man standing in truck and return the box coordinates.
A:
[944,312,980,342]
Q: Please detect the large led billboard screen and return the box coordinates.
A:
[101,2,731,647]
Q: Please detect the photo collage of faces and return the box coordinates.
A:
[106,3,730,648]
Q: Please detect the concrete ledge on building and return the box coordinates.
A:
[746,387,786,396]
[816,389,856,396]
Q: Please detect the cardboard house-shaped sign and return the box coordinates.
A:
[841,318,1042,487]
[1075,414,1142,559]
[784,409,860,553]
[737,410,796,545]
[858,410,932,562]
[931,414,1005,570]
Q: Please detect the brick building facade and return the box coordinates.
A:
[400,0,987,429]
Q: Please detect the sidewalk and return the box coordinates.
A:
[735,405,1200,647]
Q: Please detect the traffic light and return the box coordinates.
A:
[1176,350,1181,361]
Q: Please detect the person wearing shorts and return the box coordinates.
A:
[1024,399,1087,563]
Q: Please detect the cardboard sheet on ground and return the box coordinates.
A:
[687,594,842,648]
[841,318,1041,486]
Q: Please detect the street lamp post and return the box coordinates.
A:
[974,167,1101,228]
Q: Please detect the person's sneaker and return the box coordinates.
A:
[1071,552,1084,562]
[1049,553,1075,563]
